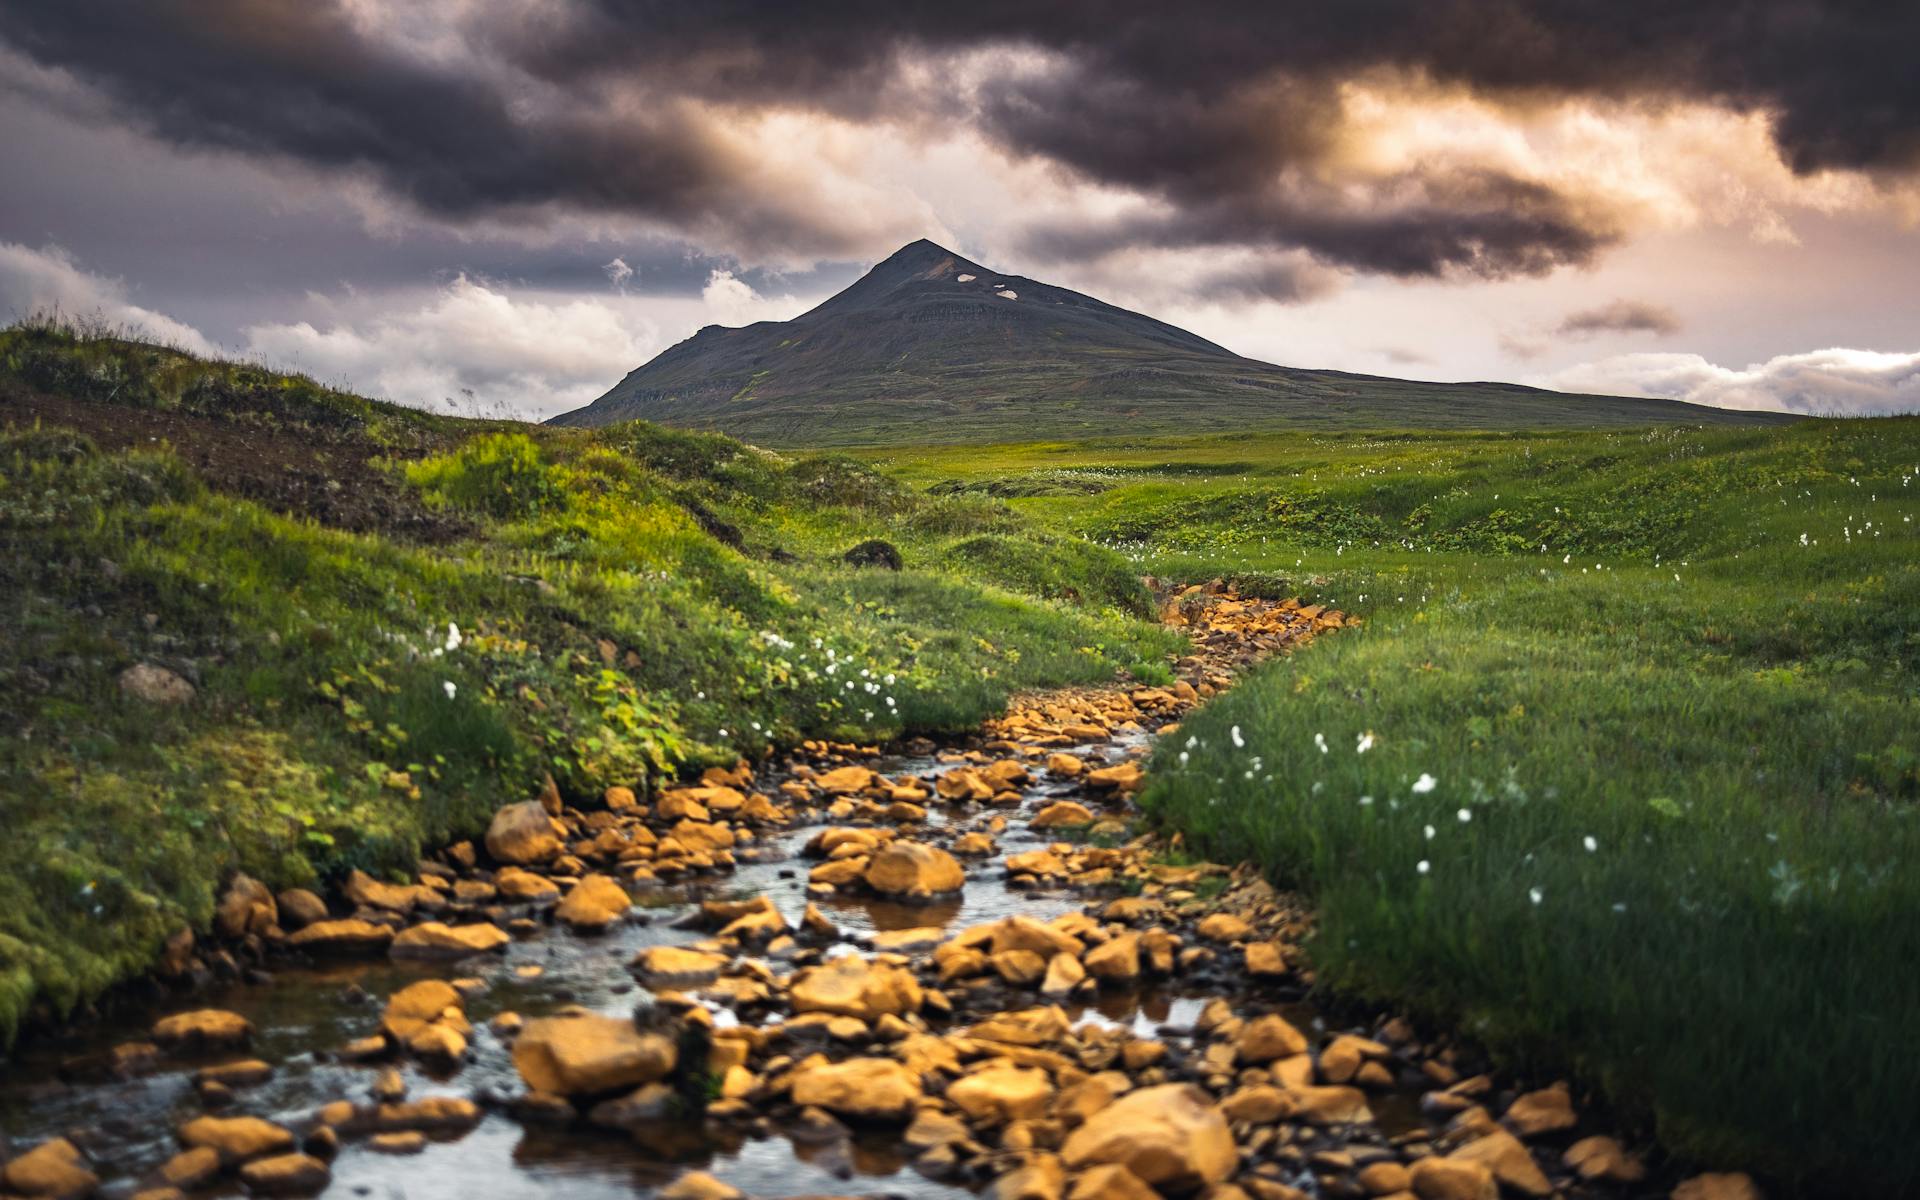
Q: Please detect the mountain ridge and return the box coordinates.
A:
[549,239,1795,445]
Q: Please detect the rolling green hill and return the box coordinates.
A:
[550,239,1798,446]
[0,318,1176,1038]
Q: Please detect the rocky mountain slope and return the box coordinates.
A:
[550,239,1794,446]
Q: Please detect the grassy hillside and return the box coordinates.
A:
[554,240,1795,447]
[0,320,1178,1041]
[871,422,1920,1193]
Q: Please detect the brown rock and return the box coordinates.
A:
[1243,941,1286,978]
[342,869,433,914]
[381,979,462,1042]
[495,866,561,902]
[989,915,1086,959]
[1040,952,1087,998]
[367,1132,427,1155]
[815,766,881,795]
[997,1154,1066,1200]
[1357,1162,1411,1195]
[275,888,328,929]
[949,1064,1056,1123]
[119,663,193,704]
[1562,1136,1646,1184]
[214,874,277,939]
[1083,933,1141,983]
[2,1138,96,1199]
[193,1059,272,1088]
[1067,1163,1160,1200]
[1449,1129,1551,1197]
[1220,1085,1294,1123]
[1236,1013,1308,1062]
[1059,1083,1235,1191]
[152,1009,251,1048]
[390,921,509,959]
[1196,913,1253,942]
[1317,1034,1386,1084]
[157,1147,220,1190]
[1032,801,1096,829]
[286,918,393,952]
[1504,1083,1577,1137]
[633,945,729,986]
[177,1116,295,1163]
[555,874,631,931]
[486,800,563,865]
[1410,1157,1497,1200]
[1046,753,1086,778]
[789,955,922,1020]
[659,1171,744,1200]
[1085,762,1144,792]
[864,841,964,899]
[993,948,1049,985]
[787,1057,921,1120]
[512,1011,676,1096]
[1671,1173,1764,1200]
[1291,1085,1372,1126]
[236,1154,329,1195]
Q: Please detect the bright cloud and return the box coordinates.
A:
[698,269,807,329]
[243,276,672,418]
[0,241,216,354]
[1544,348,1920,416]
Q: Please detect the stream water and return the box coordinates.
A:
[2,728,1431,1200]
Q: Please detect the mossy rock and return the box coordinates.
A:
[842,539,903,570]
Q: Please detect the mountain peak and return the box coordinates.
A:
[549,241,1779,445]
[863,237,979,283]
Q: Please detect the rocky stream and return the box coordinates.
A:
[0,584,1756,1200]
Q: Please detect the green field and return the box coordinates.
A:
[0,322,1176,1040]
[867,423,1920,1193]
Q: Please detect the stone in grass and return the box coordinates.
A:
[842,539,903,570]
[119,663,194,704]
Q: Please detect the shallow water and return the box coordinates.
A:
[0,734,1434,1196]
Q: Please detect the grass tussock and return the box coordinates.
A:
[0,319,1177,1041]
[875,422,1920,1194]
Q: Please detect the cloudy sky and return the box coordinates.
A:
[3,1,1917,419]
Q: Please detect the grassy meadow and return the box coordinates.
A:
[0,321,1177,1040]
[871,422,1920,1192]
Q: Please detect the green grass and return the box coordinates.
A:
[870,422,1920,1194]
[0,321,1177,1041]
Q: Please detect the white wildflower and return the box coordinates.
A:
[1313,732,1329,754]
[442,680,456,699]
[1412,773,1437,794]
[1356,731,1375,753]
[1457,807,1472,823]
[1231,725,1246,749]
[1583,835,1598,852]
[1417,860,1430,875]
[1528,886,1544,905]
[444,622,462,652]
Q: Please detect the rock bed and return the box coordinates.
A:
[0,583,1759,1200]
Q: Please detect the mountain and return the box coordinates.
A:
[549,239,1794,445]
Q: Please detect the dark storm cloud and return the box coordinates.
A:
[4,1,1917,288]
[1556,301,1683,339]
